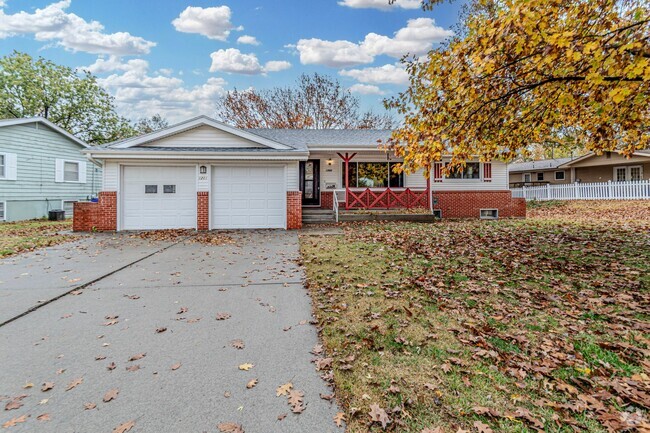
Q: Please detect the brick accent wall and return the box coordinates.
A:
[73,191,117,232]
[432,190,526,219]
[319,191,334,209]
[287,191,302,229]
[197,191,209,230]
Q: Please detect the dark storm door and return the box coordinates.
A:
[300,160,320,206]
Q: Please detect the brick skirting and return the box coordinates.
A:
[197,191,209,230]
[319,191,334,209]
[287,191,302,229]
[432,190,526,219]
[73,191,117,232]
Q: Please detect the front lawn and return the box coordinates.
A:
[0,219,76,258]
[300,201,649,432]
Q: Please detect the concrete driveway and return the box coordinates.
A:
[0,231,341,433]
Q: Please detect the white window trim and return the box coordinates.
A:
[0,154,5,179]
[523,173,532,182]
[0,152,17,181]
[554,170,566,181]
[0,201,5,221]
[480,209,499,220]
[56,159,87,183]
[613,165,643,182]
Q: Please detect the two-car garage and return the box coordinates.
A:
[120,165,286,230]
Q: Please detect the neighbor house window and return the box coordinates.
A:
[555,171,565,181]
[342,162,404,188]
[0,154,5,178]
[523,173,532,183]
[480,209,498,219]
[614,166,643,182]
[446,162,480,180]
[0,202,5,221]
[64,161,80,182]
[536,172,544,181]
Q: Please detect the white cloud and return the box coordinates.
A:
[295,18,451,67]
[209,48,263,75]
[338,0,421,10]
[98,59,227,121]
[209,49,290,75]
[0,0,155,55]
[172,5,237,41]
[296,39,374,68]
[362,18,452,58]
[349,83,385,95]
[81,55,148,74]
[263,60,291,72]
[237,35,260,46]
[340,63,409,85]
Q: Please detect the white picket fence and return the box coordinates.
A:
[511,180,650,201]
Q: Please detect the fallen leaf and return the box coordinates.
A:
[128,353,146,361]
[288,389,305,413]
[369,403,391,429]
[22,383,33,389]
[37,413,51,422]
[65,377,83,391]
[104,320,119,326]
[230,339,245,349]
[41,382,54,392]
[473,421,493,433]
[421,428,444,433]
[334,412,345,427]
[95,355,106,361]
[103,389,119,402]
[238,363,254,371]
[2,415,29,428]
[84,402,97,410]
[171,363,182,371]
[216,312,231,321]
[112,420,135,433]
[107,362,117,371]
[4,399,24,411]
[217,422,244,433]
[276,382,293,396]
[126,365,140,372]
[155,327,167,333]
[177,307,188,314]
[246,379,258,389]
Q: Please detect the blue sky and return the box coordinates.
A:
[0,0,463,122]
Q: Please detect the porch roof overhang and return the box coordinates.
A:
[557,151,650,168]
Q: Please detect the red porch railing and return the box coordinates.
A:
[344,187,430,210]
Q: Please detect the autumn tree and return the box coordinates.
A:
[386,0,650,173]
[133,114,169,134]
[216,73,394,129]
[0,51,134,144]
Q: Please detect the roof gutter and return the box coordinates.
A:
[84,149,309,161]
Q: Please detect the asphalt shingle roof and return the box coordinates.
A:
[508,157,575,172]
[246,129,392,149]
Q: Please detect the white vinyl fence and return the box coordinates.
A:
[511,180,650,201]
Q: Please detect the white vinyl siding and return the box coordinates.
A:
[103,161,120,190]
[56,159,87,183]
[62,200,76,217]
[140,125,265,148]
[286,161,299,191]
[435,161,508,190]
[0,153,17,180]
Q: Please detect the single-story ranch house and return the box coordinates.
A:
[0,117,101,222]
[75,115,524,231]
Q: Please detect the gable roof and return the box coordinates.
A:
[104,115,294,151]
[559,149,650,167]
[248,129,392,150]
[0,117,89,148]
[508,157,575,173]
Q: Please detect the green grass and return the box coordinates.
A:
[0,219,76,258]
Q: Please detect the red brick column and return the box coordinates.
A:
[432,190,526,219]
[72,191,117,232]
[320,191,334,209]
[197,191,209,230]
[287,191,302,229]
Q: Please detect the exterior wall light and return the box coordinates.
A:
[326,159,334,166]
[199,165,207,174]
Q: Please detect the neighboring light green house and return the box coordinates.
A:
[0,117,101,222]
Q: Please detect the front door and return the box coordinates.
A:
[300,160,320,206]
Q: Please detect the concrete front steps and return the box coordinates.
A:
[302,208,336,224]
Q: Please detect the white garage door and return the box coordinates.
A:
[122,166,196,230]
[212,165,286,229]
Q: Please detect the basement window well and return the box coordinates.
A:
[480,209,498,219]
